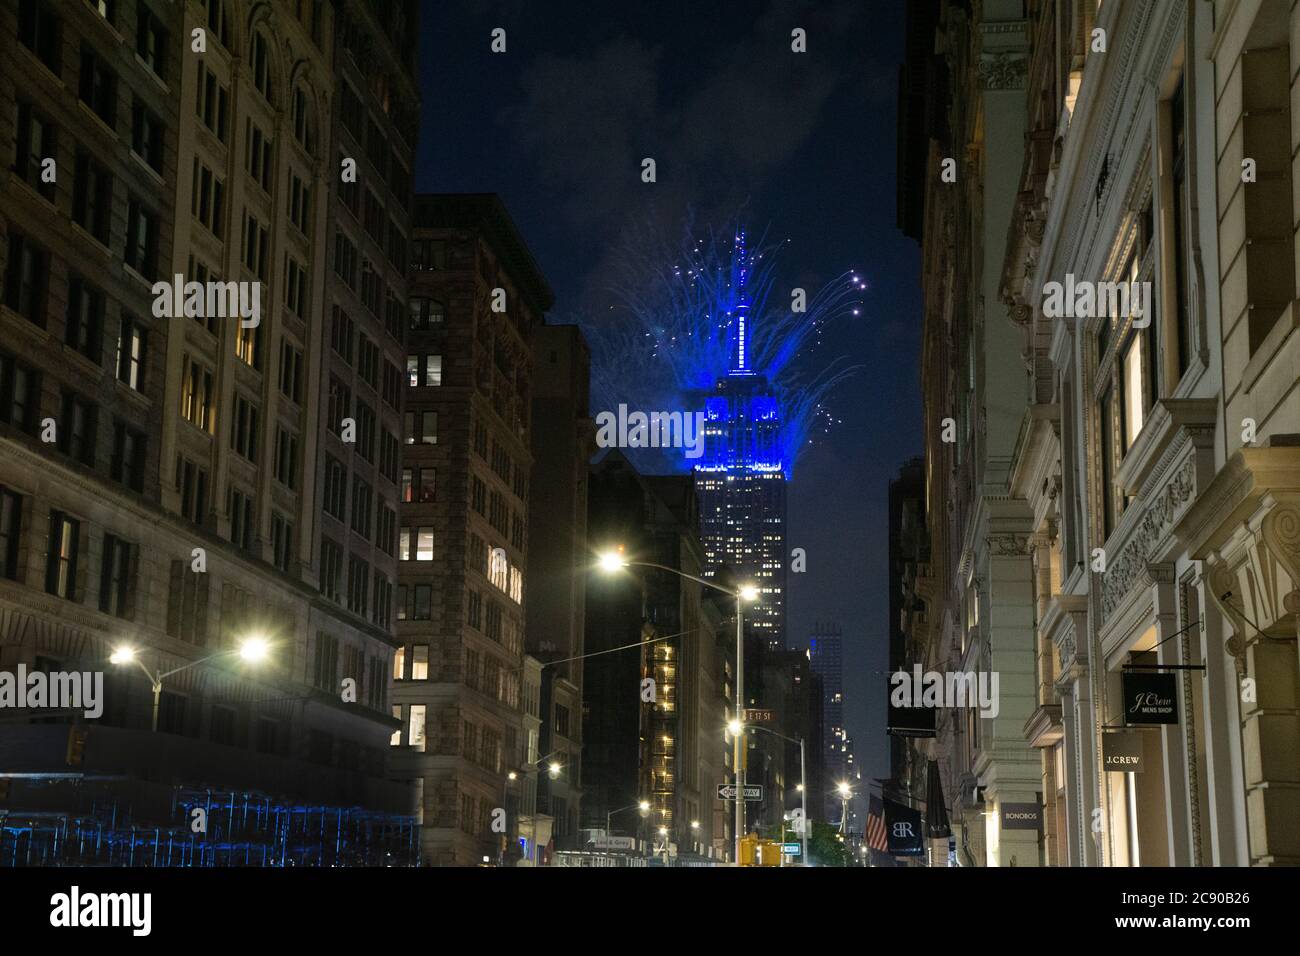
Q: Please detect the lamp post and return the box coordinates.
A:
[607,799,651,839]
[598,550,758,867]
[110,636,271,732]
[746,724,807,865]
[837,781,853,836]
[511,750,565,865]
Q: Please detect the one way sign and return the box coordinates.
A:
[717,784,763,801]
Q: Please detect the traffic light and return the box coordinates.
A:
[739,833,760,866]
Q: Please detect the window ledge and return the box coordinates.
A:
[1116,397,1217,496]
[1240,300,1299,395]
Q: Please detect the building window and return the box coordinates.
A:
[347,555,369,616]
[124,197,159,280]
[15,102,57,200]
[250,30,273,103]
[288,173,311,232]
[270,513,293,572]
[409,705,426,752]
[65,277,104,361]
[190,160,225,237]
[313,632,339,692]
[392,646,405,680]
[131,98,164,173]
[99,534,133,618]
[116,317,147,391]
[292,85,314,154]
[411,645,429,680]
[246,118,273,191]
[175,457,209,525]
[404,411,437,445]
[78,45,117,128]
[45,511,79,600]
[180,357,214,430]
[228,486,253,550]
[196,62,230,141]
[399,526,433,561]
[230,394,259,463]
[111,421,146,492]
[242,213,269,279]
[1168,76,1191,375]
[1099,385,1116,539]
[18,0,62,74]
[350,478,372,539]
[284,256,308,318]
[73,151,113,244]
[274,427,299,490]
[0,490,23,581]
[58,391,97,466]
[279,340,303,403]
[322,455,347,520]
[135,5,167,79]
[319,537,343,602]
[408,297,445,329]
[4,232,49,327]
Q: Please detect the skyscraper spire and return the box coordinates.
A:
[732,229,750,373]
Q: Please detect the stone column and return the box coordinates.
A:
[1151,566,1193,865]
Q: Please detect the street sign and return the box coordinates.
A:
[781,842,802,856]
[716,784,763,801]
[744,708,775,723]
[591,836,636,850]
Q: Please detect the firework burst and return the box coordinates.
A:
[581,212,864,476]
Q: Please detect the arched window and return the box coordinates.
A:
[292,85,314,154]
[250,30,273,103]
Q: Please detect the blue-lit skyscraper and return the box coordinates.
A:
[694,232,788,650]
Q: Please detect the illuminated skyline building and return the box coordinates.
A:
[693,232,787,651]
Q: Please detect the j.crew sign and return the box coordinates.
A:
[1102,731,1145,773]
[1122,671,1179,725]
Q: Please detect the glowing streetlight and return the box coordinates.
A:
[597,550,627,573]
[739,585,760,602]
[547,762,562,779]
[110,635,271,732]
[638,800,650,813]
[727,719,743,736]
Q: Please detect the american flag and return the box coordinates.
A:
[866,795,888,852]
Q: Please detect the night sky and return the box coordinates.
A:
[417,0,922,782]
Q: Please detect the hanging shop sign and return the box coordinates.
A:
[884,799,924,856]
[1102,731,1146,773]
[1122,671,1179,725]
[1000,803,1042,831]
[885,677,936,738]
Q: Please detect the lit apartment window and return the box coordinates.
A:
[45,511,79,600]
[235,321,261,368]
[403,411,437,445]
[399,526,434,561]
[390,705,402,746]
[180,357,213,430]
[116,317,147,391]
[409,705,426,752]
[392,647,405,680]
[411,645,429,680]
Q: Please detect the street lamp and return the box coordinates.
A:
[597,549,758,867]
[110,636,272,732]
[507,750,567,865]
[837,781,853,835]
[745,723,808,865]
[607,799,651,840]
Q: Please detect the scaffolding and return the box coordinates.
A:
[0,783,420,867]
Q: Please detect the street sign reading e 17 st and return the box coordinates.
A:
[717,784,763,801]
[744,708,775,723]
